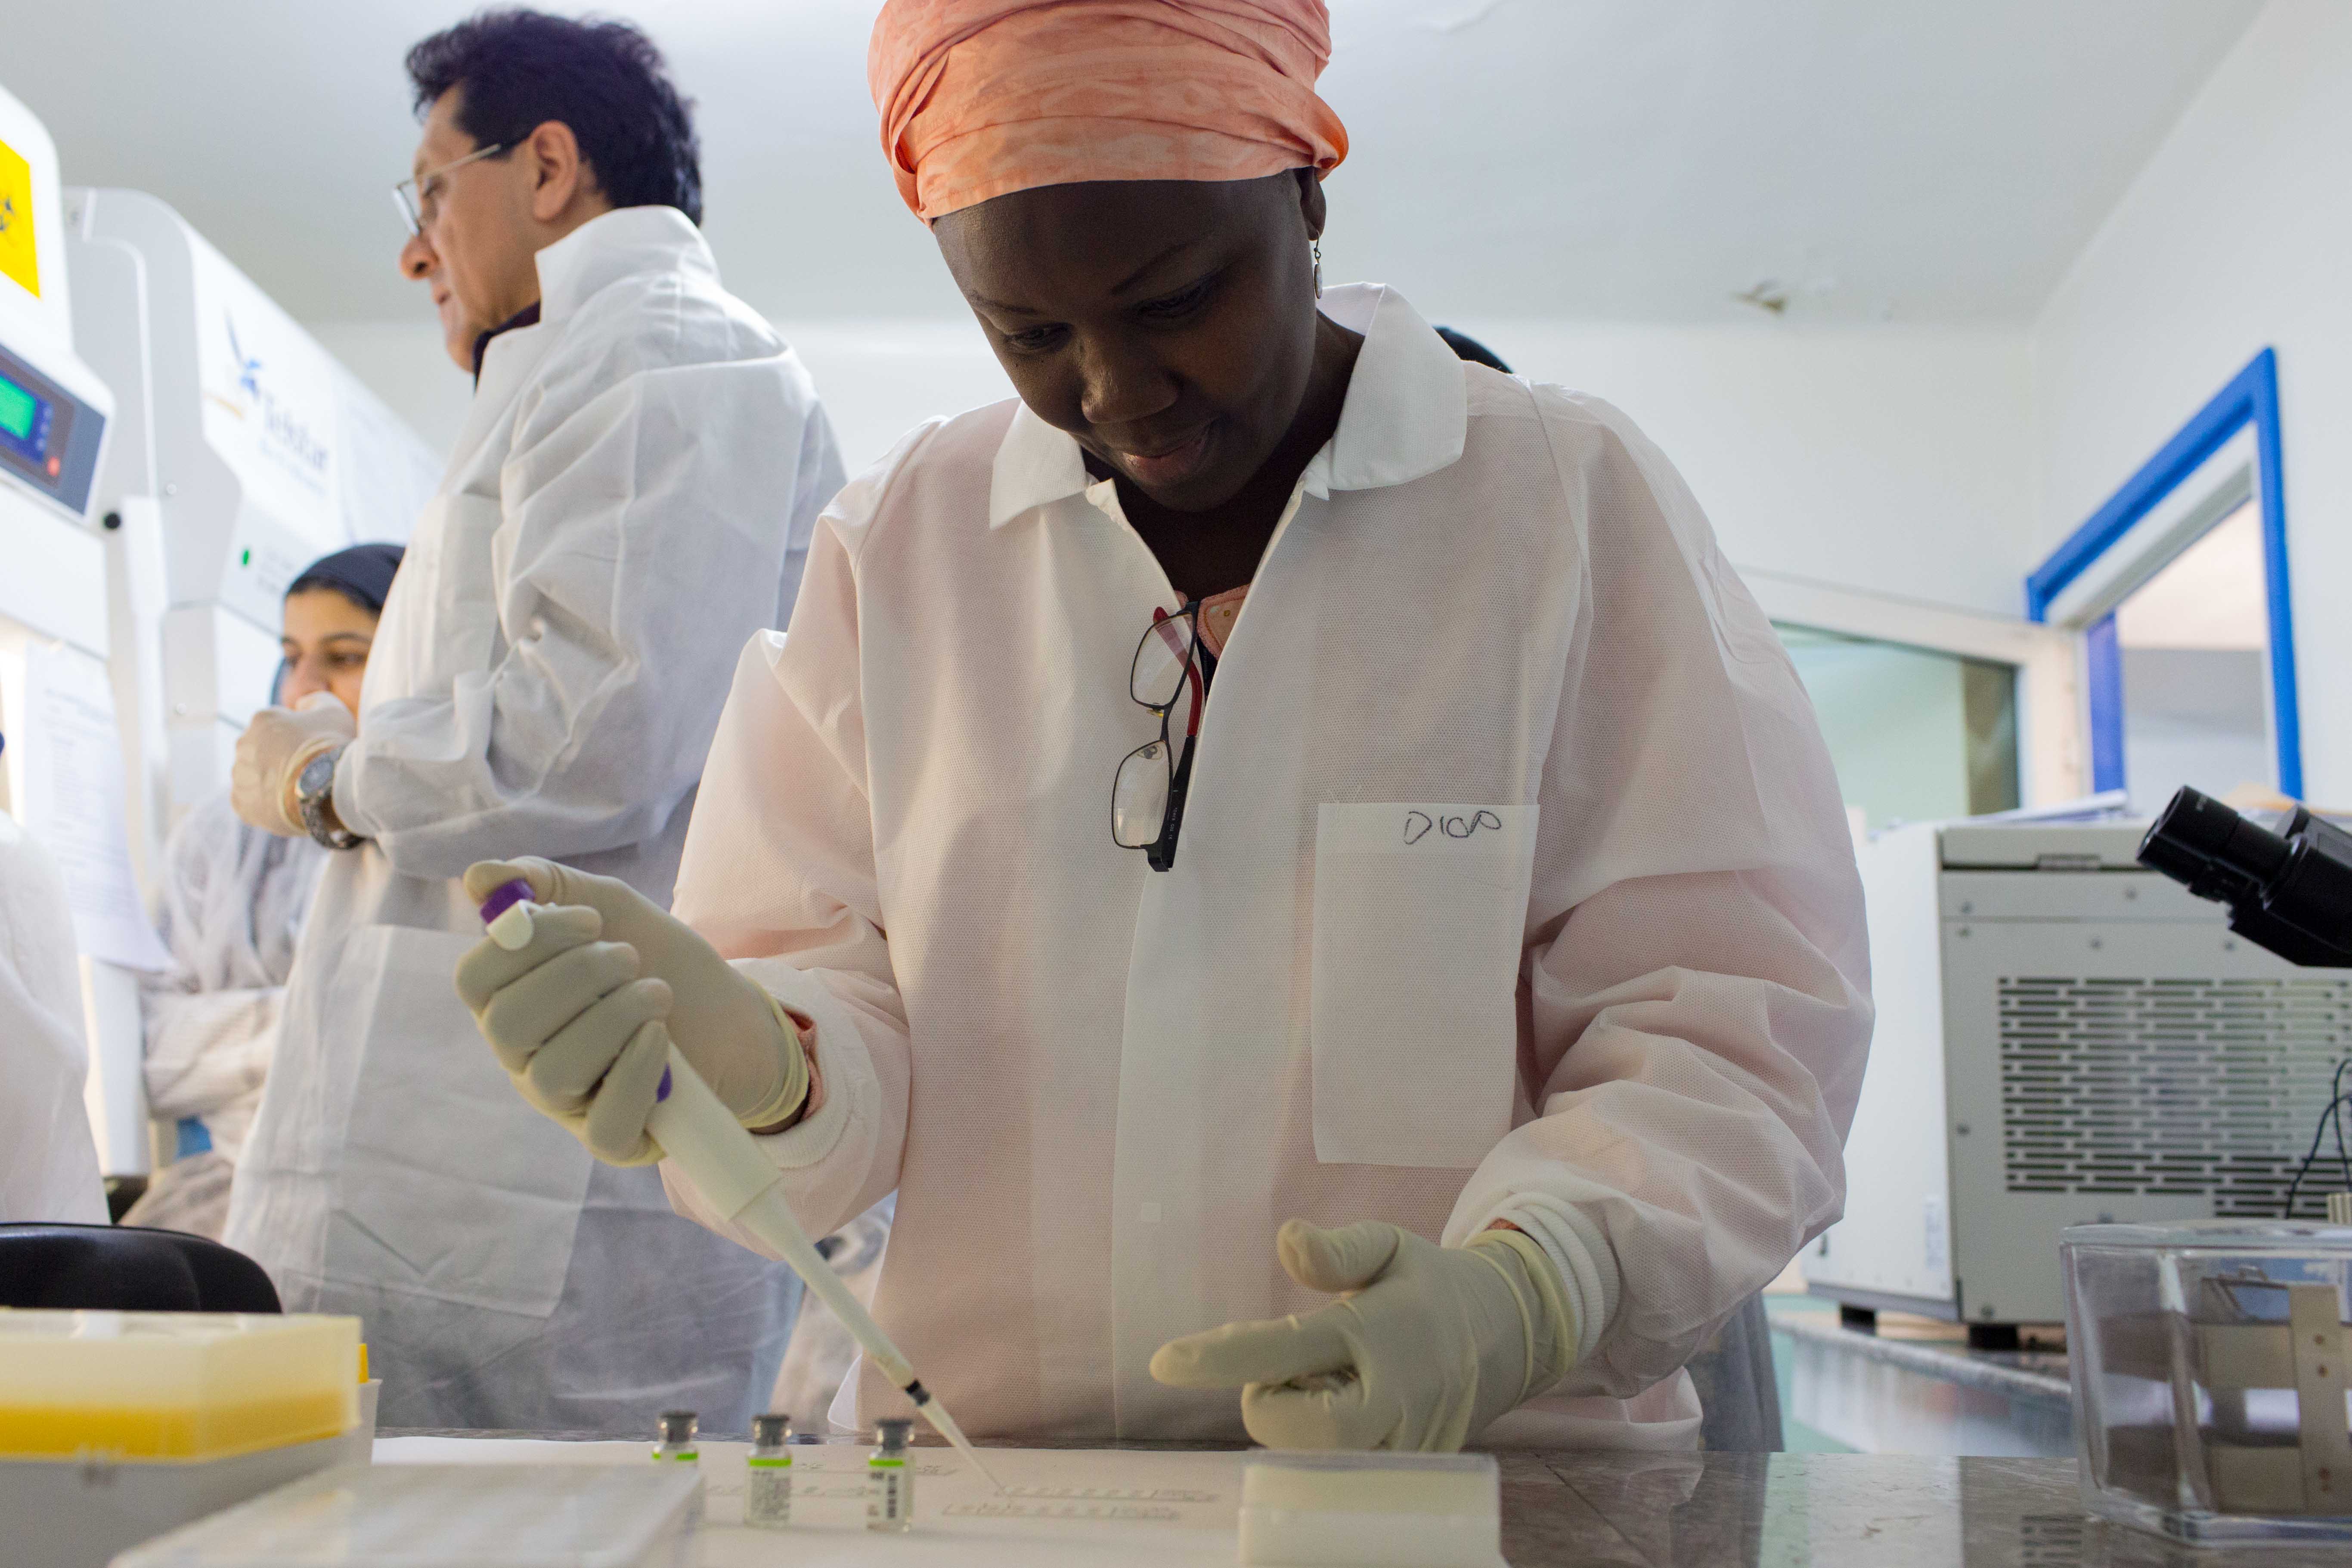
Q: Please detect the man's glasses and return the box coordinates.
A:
[392,142,511,236]
[1111,601,1205,873]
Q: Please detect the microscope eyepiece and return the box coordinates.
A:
[2139,786,2352,968]
[2143,786,2291,880]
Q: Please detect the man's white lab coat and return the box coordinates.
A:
[666,285,1872,1447]
[123,791,323,1239]
[226,206,846,1432]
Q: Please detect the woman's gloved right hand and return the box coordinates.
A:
[452,858,809,1165]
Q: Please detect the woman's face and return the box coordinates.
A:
[933,170,1327,514]
[280,588,381,718]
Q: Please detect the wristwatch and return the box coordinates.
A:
[295,745,363,850]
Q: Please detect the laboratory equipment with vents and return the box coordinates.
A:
[1806,816,2352,1338]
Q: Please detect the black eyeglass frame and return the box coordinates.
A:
[1112,600,1205,873]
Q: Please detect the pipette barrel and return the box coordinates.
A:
[471,887,1006,1495]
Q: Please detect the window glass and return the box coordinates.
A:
[1776,623,2020,831]
[2110,503,2271,815]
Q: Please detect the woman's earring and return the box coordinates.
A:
[1311,240,1323,300]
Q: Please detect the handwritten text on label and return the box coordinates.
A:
[1403,809,1504,846]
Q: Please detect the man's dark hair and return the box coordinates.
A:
[406,9,702,225]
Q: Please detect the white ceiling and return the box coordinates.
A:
[6,0,2261,328]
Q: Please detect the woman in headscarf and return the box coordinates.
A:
[125,544,403,1239]
[456,0,1870,1451]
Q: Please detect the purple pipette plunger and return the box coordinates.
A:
[479,878,536,923]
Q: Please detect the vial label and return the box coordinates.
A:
[867,1460,913,1532]
[747,1456,793,1529]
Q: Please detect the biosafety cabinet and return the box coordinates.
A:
[0,86,113,703]
[0,94,439,1190]
[1805,819,2352,1337]
[0,82,139,1176]
[65,187,439,873]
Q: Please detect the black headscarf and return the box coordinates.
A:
[286,542,406,615]
[1435,326,1512,374]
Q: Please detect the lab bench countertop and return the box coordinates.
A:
[1770,1302,2074,1408]
[375,1432,2347,1566]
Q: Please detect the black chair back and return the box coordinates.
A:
[0,1223,282,1313]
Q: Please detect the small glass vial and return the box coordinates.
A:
[652,1409,702,1524]
[866,1416,914,1532]
[745,1412,793,1529]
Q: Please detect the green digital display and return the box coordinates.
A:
[0,374,35,443]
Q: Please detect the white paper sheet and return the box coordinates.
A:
[19,641,170,972]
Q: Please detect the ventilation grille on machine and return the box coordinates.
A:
[2000,976,2352,1218]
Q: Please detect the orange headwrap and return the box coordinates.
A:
[869,0,1349,222]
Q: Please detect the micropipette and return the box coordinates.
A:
[480,880,1006,1494]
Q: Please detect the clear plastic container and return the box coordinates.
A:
[0,1312,360,1461]
[2064,1220,2352,1545]
[1239,1450,1503,1567]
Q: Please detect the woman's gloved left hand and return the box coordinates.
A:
[1149,1218,1577,1451]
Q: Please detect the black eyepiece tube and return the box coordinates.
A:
[2147,786,2292,879]
[2139,785,2352,968]
[2144,786,2236,857]
[2140,787,2275,905]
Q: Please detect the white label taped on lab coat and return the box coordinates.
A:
[1310,802,1536,1168]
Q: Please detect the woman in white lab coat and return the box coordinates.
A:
[459,0,1872,1450]
[123,546,399,1240]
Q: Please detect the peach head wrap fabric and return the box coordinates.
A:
[870,0,1349,221]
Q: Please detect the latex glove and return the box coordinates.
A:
[452,858,808,1164]
[229,694,355,837]
[1149,1219,1577,1451]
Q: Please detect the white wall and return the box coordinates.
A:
[309,321,474,470]
[2034,0,2352,799]
[1453,321,2038,615]
[312,311,2041,619]
[309,316,1018,482]
[778,321,1015,477]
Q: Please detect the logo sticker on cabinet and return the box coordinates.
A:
[0,136,38,297]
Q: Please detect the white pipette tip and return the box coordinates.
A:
[595,1006,1005,1500]
[907,1382,1006,1494]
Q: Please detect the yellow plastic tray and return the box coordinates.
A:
[0,1311,360,1461]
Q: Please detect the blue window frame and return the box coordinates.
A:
[2025,348,2299,799]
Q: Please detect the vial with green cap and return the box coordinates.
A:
[867,1416,914,1532]
[652,1409,702,1524]
[746,1412,793,1529]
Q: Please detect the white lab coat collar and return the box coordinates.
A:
[986,283,1469,529]
[457,207,716,479]
[533,204,716,325]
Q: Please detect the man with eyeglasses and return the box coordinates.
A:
[224,9,844,1435]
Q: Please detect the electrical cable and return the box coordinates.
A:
[2280,1057,2352,1220]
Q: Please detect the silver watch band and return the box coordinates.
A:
[297,745,362,850]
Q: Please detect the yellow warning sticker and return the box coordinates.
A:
[0,136,39,298]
